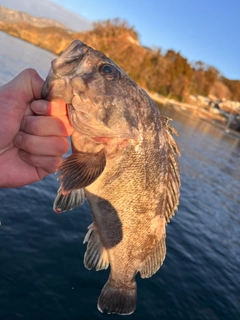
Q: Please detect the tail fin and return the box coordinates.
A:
[97,278,137,315]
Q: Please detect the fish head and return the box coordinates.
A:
[42,39,141,140]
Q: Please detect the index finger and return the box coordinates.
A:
[31,99,68,116]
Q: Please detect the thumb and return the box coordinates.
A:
[0,68,44,117]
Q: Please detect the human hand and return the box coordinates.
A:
[0,68,73,188]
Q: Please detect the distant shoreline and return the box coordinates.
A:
[148,92,226,124]
[0,21,234,128]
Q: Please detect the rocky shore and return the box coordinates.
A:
[150,93,223,122]
[149,93,240,134]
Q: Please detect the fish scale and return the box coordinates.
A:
[42,39,180,315]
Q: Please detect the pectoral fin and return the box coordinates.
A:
[58,149,106,195]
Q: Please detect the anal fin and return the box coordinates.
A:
[140,234,166,278]
[84,223,109,271]
[53,187,85,213]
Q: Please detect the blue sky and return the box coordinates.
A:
[54,0,239,80]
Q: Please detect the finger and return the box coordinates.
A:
[31,99,68,116]
[18,150,63,174]
[0,69,43,140]
[14,132,70,156]
[20,115,73,136]
[11,69,44,102]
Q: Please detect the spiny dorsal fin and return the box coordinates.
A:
[83,223,109,271]
[161,115,181,224]
[58,149,106,195]
[160,115,180,156]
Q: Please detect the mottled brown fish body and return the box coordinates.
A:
[42,40,180,315]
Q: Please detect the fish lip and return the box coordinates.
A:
[92,136,113,143]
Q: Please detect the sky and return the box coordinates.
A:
[53,0,240,80]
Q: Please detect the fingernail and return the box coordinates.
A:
[14,134,22,147]
[32,101,47,114]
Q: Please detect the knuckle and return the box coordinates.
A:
[20,132,41,154]
[23,135,35,153]
[21,116,38,135]
[22,68,38,79]
[19,150,34,165]
[24,117,34,134]
[20,116,27,130]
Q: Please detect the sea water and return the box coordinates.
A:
[0,31,239,320]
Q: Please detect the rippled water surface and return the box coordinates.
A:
[0,32,239,320]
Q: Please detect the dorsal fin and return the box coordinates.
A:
[140,233,166,278]
[161,115,181,223]
[58,149,106,195]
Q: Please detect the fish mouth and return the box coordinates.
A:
[67,104,138,140]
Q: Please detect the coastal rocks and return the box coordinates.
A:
[218,100,240,114]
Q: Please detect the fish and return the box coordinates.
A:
[42,39,180,315]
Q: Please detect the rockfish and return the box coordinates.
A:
[42,39,180,315]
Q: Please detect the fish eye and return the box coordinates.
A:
[99,64,119,80]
